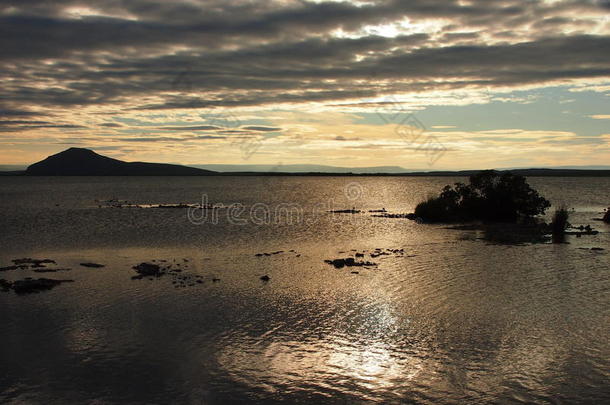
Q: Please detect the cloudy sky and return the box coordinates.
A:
[1,0,609,169]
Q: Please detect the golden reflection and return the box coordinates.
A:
[216,302,423,395]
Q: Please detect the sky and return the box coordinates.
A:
[1,0,609,170]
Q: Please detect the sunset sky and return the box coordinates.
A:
[1,0,609,169]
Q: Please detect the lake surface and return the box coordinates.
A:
[0,176,609,404]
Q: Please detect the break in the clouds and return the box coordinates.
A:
[0,0,609,168]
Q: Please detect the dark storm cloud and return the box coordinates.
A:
[194,135,227,140]
[1,0,609,115]
[0,0,525,56]
[241,126,282,132]
[0,108,42,118]
[0,120,52,126]
[157,125,223,131]
[120,136,188,142]
[0,121,87,131]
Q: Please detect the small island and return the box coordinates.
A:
[411,170,599,244]
[414,170,551,223]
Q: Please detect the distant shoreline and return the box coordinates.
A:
[5,148,610,177]
[2,169,610,177]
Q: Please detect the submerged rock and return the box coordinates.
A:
[130,260,203,288]
[372,213,418,219]
[33,268,71,273]
[12,258,56,266]
[80,262,105,268]
[324,258,377,269]
[132,262,162,277]
[11,278,74,294]
[260,275,271,281]
[0,279,11,292]
[565,230,598,236]
[329,209,361,214]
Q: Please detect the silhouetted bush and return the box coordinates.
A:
[413,196,455,222]
[551,206,569,243]
[414,170,551,223]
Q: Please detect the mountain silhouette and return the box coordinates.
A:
[25,148,217,176]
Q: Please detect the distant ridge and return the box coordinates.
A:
[393,168,610,177]
[1,148,608,176]
[25,148,216,176]
[193,163,408,173]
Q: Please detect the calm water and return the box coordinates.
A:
[0,176,609,404]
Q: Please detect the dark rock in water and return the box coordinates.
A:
[11,278,74,294]
[565,230,598,236]
[212,278,221,283]
[157,203,191,209]
[130,259,205,288]
[260,275,270,281]
[256,251,284,257]
[371,213,417,219]
[0,279,12,292]
[12,258,56,266]
[80,262,105,268]
[324,258,377,269]
[0,265,19,272]
[351,271,359,274]
[603,208,610,223]
[355,253,364,257]
[325,259,347,269]
[591,247,605,251]
[329,209,361,214]
[33,268,71,273]
[132,262,162,276]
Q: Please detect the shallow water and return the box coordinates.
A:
[0,176,609,404]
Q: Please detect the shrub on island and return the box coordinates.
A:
[414,170,551,223]
[551,206,570,243]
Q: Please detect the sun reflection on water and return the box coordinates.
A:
[216,300,424,398]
